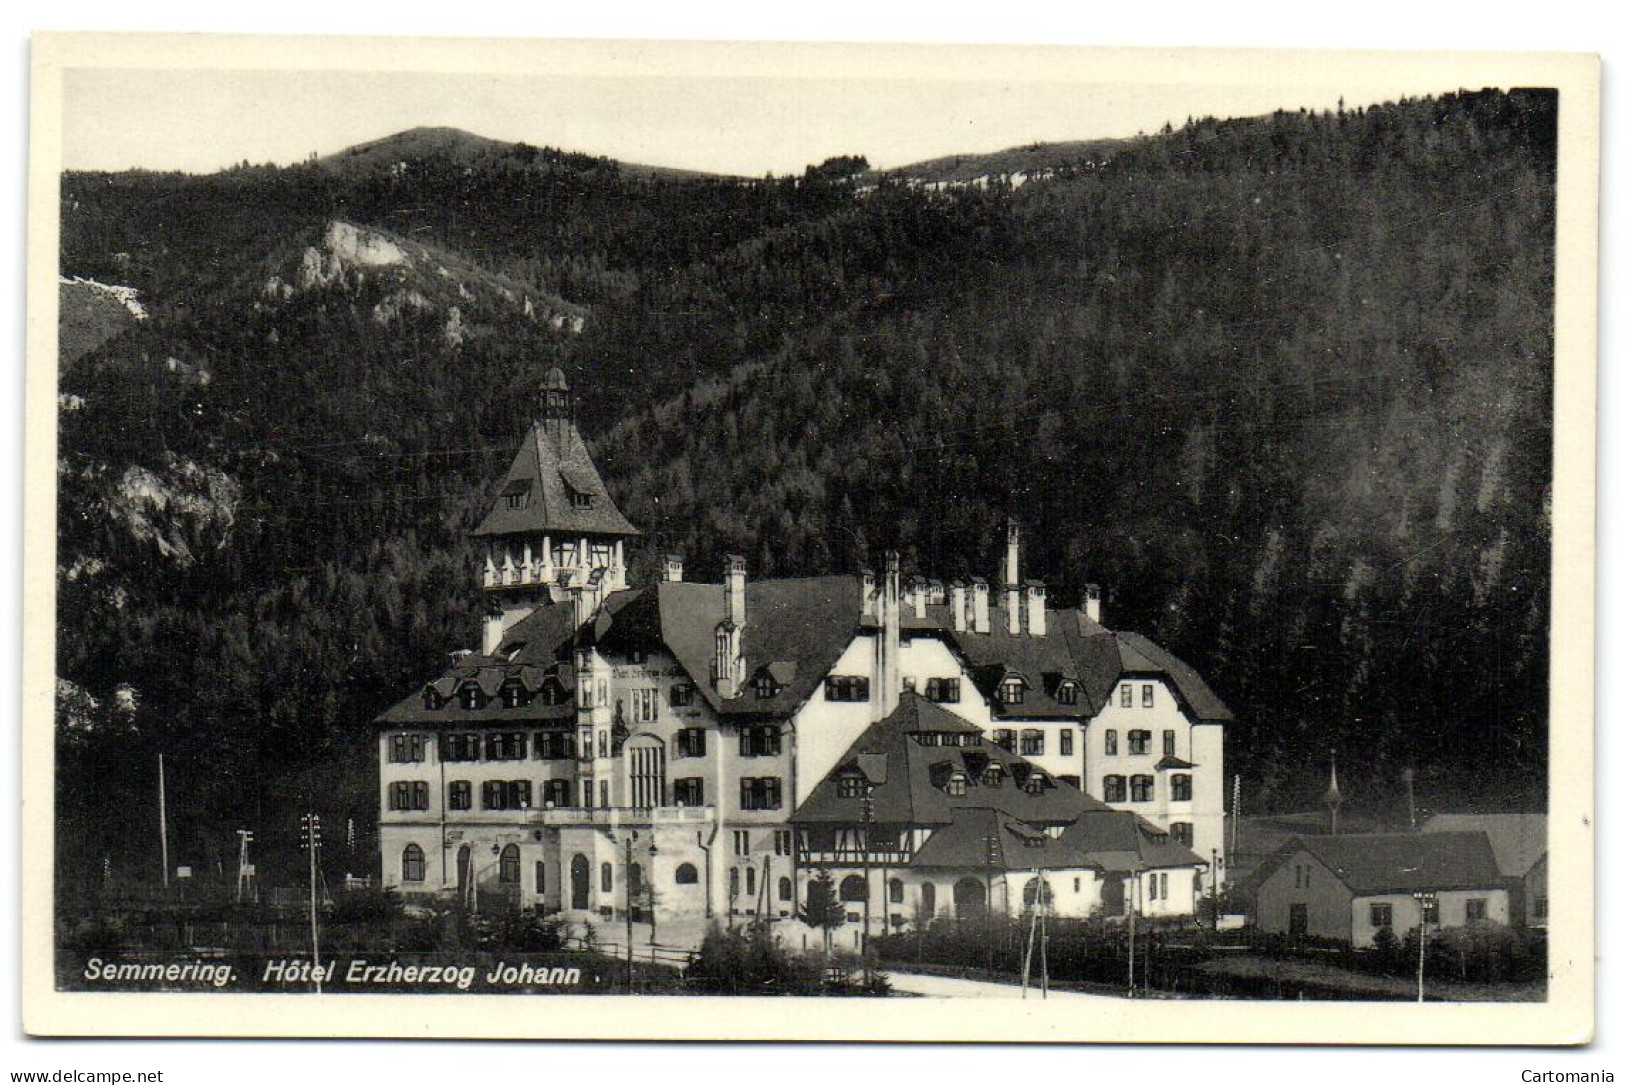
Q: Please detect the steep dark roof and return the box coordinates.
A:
[1422,814,1547,877]
[1254,832,1506,896]
[1051,809,1206,871]
[792,693,1109,828]
[650,576,863,719]
[472,419,639,539]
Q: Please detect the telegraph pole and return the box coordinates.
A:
[861,787,875,984]
[300,812,323,994]
[1127,869,1138,998]
[236,830,255,903]
[624,835,635,992]
[1413,890,1435,1003]
[158,755,170,888]
[983,828,999,981]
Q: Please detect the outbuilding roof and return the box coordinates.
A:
[1254,832,1506,896]
[1421,814,1547,877]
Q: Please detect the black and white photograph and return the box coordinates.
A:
[21,33,1598,1043]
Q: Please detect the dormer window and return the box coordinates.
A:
[500,678,529,709]
[981,764,1005,788]
[568,489,593,510]
[460,685,486,710]
[1056,681,1079,706]
[925,677,960,704]
[999,676,1026,705]
[945,773,968,797]
[422,687,446,710]
[1024,771,1051,795]
[753,673,781,700]
[837,775,866,799]
[501,480,530,510]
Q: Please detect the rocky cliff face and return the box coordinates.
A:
[261,218,587,341]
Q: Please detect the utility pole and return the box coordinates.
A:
[983,828,999,981]
[236,830,255,903]
[158,754,170,888]
[299,812,322,994]
[1403,768,1418,832]
[1211,849,1220,930]
[1413,890,1435,1003]
[1127,869,1138,998]
[623,835,634,993]
[860,787,874,970]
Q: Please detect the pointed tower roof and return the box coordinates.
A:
[472,372,639,539]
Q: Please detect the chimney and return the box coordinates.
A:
[662,554,684,583]
[910,576,928,620]
[1026,581,1046,636]
[878,551,902,718]
[482,603,505,656]
[725,555,747,631]
[860,567,876,619]
[971,578,990,634]
[1004,519,1021,634]
[1084,582,1102,624]
[570,580,591,632]
[949,580,967,633]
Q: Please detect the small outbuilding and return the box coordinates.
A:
[1250,831,1508,947]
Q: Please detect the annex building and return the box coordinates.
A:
[376,369,1230,932]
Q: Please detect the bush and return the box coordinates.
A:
[685,921,828,995]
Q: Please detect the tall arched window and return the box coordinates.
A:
[601,862,613,893]
[401,843,425,883]
[498,844,520,884]
[778,876,793,901]
[839,875,867,902]
[920,882,936,919]
[675,863,699,885]
[889,878,904,904]
[1022,876,1053,910]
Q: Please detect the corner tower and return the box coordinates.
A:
[473,367,640,647]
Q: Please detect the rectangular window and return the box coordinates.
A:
[535,861,546,894]
[824,676,871,702]
[1422,898,1440,925]
[1104,729,1118,756]
[1170,822,1193,846]
[992,729,1016,752]
[1370,903,1393,928]
[1130,775,1153,802]
[1148,873,1159,901]
[599,780,609,808]
[486,732,528,761]
[1103,775,1127,803]
[1128,730,1151,756]
[676,727,707,758]
[1000,678,1025,705]
[774,830,792,856]
[1171,774,1193,802]
[837,776,865,798]
[535,731,575,760]
[739,725,782,757]
[480,780,531,811]
[669,683,694,707]
[629,688,659,723]
[733,830,750,857]
[543,779,572,808]
[447,780,472,810]
[1466,898,1488,922]
[1058,774,1081,789]
[441,733,481,762]
[582,779,593,809]
[1163,730,1176,757]
[739,777,784,811]
[389,734,426,763]
[1120,684,1133,708]
[673,777,705,807]
[1059,730,1074,757]
[1056,683,1079,706]
[924,677,961,704]
[1142,684,1155,708]
[1020,729,1045,756]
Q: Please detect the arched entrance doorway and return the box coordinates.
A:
[569,853,590,910]
[953,877,987,919]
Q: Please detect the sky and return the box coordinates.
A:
[60,59,1468,176]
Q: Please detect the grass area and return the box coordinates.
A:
[1197,954,1546,1002]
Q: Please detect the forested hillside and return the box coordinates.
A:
[54,90,1555,886]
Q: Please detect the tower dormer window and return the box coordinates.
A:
[501,480,530,510]
[753,673,780,699]
[568,489,593,510]
[999,676,1026,705]
[1056,681,1079,706]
